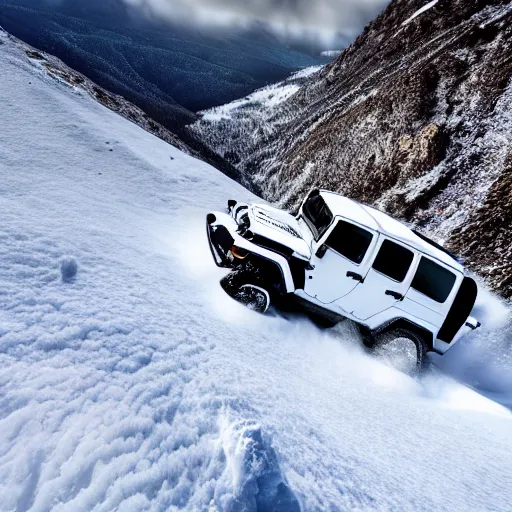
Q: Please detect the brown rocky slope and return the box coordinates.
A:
[189,0,512,298]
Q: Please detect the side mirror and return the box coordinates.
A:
[316,245,328,258]
[227,199,237,212]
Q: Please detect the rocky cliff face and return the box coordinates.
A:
[190,0,512,298]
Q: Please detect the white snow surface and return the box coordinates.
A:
[403,0,439,25]
[1,30,512,512]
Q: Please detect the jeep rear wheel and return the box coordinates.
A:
[372,328,427,375]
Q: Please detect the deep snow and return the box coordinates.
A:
[1,29,512,512]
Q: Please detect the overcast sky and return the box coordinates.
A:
[121,0,391,49]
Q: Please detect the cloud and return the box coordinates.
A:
[121,0,390,49]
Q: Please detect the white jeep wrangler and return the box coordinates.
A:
[206,189,481,372]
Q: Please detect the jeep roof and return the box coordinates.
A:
[318,191,463,272]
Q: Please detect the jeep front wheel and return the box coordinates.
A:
[372,328,427,375]
[233,284,270,313]
[220,266,271,314]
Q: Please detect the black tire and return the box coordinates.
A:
[371,328,428,375]
[232,285,270,313]
[220,263,271,314]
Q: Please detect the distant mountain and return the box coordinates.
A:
[0,0,327,134]
[190,0,512,299]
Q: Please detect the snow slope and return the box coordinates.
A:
[1,29,512,512]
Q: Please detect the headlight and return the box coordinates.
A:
[231,246,249,259]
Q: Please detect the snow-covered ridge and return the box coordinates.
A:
[201,84,301,123]
[198,65,323,123]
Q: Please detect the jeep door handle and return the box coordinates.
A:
[346,271,364,282]
[385,290,404,301]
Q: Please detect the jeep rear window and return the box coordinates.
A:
[372,240,414,282]
[303,194,333,240]
[411,257,456,303]
[326,220,373,264]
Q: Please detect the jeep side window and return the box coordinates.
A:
[411,257,456,303]
[372,240,414,282]
[325,221,373,264]
[303,194,333,240]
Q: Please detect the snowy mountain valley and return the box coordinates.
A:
[1,23,512,512]
[190,0,512,300]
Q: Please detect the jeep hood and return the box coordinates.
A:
[249,204,312,259]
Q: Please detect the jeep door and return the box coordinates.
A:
[339,238,417,320]
[304,219,376,304]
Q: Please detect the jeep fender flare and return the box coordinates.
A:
[236,247,295,295]
[208,211,295,294]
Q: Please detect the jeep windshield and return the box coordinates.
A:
[302,193,333,241]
